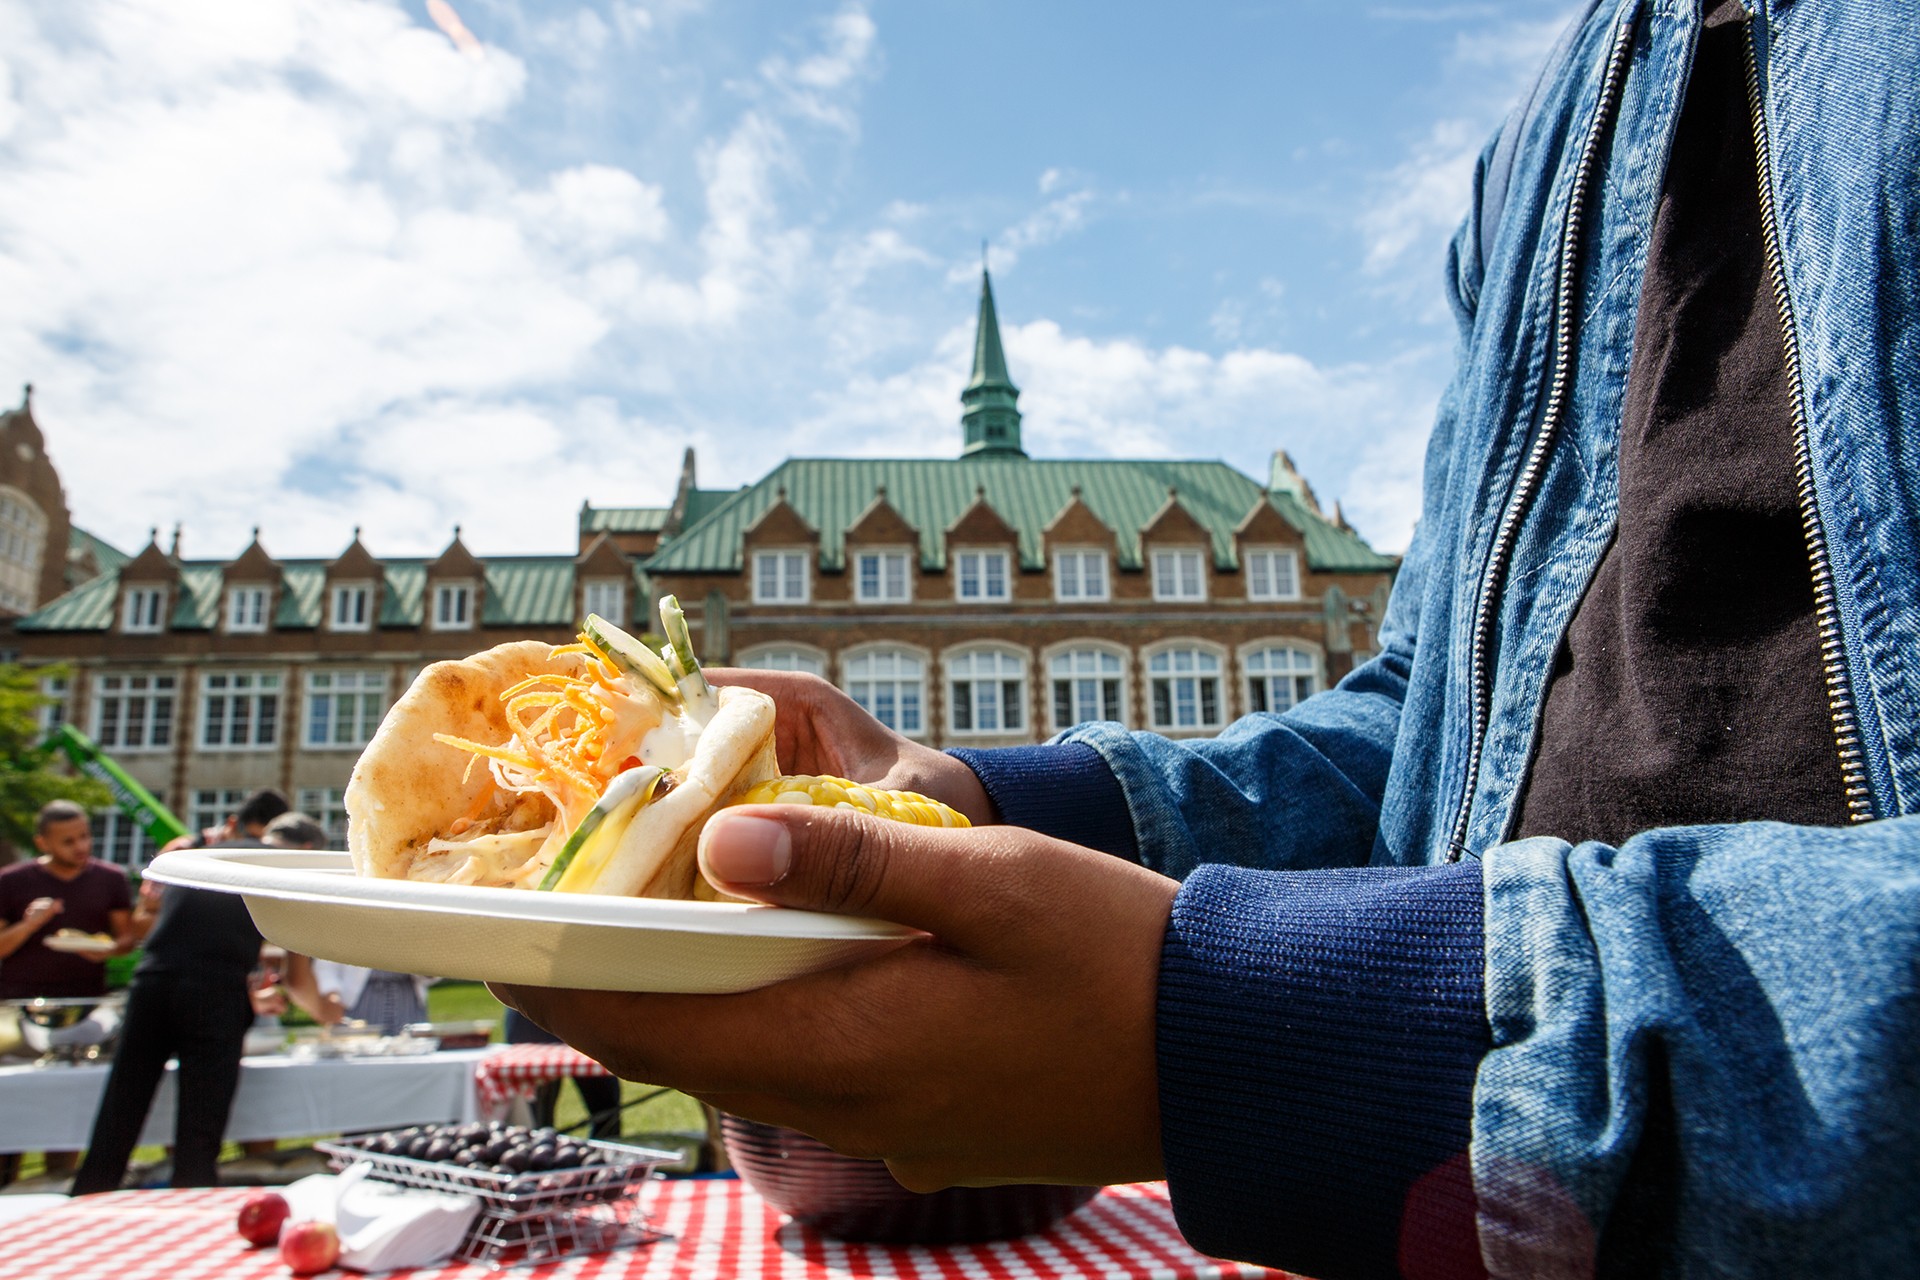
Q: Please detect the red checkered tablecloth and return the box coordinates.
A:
[472,1043,612,1111]
[0,1180,1299,1278]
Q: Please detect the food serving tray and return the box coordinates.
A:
[143,847,918,993]
[317,1134,680,1269]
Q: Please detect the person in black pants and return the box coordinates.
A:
[71,789,288,1193]
[504,1008,622,1139]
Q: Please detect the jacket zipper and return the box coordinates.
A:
[1743,24,1876,823]
[1444,15,1638,862]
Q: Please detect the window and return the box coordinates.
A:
[191,788,249,835]
[1147,646,1224,731]
[843,647,924,735]
[331,583,371,632]
[582,578,626,623]
[1053,549,1109,602]
[738,646,826,676]
[1246,645,1318,713]
[227,585,269,632]
[0,487,47,614]
[122,587,166,633]
[305,669,388,749]
[38,675,68,735]
[1245,548,1301,602]
[1151,549,1207,602]
[955,549,1010,602]
[297,788,349,848]
[199,670,281,750]
[92,673,177,751]
[91,811,154,868]
[1049,647,1125,731]
[855,550,912,603]
[947,647,1027,735]
[433,582,474,630]
[752,551,810,604]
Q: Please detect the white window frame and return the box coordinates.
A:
[953,548,1012,603]
[1242,641,1321,714]
[122,586,167,634]
[581,577,627,623]
[91,671,178,752]
[226,584,269,633]
[752,549,811,604]
[1144,641,1227,733]
[198,669,282,751]
[37,674,69,735]
[1046,643,1128,732]
[1150,548,1208,602]
[432,580,475,631]
[736,644,827,676]
[304,668,389,750]
[944,645,1029,737]
[190,788,250,836]
[1052,548,1110,603]
[854,548,913,603]
[330,581,372,632]
[296,787,349,849]
[1244,547,1302,602]
[91,810,155,869]
[841,644,927,737]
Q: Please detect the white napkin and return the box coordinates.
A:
[280,1169,480,1272]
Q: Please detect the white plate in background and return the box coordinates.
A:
[143,847,918,994]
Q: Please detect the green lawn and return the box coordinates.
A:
[7,983,707,1186]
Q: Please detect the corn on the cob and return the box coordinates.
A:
[732,774,971,828]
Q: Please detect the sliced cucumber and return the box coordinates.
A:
[657,595,719,725]
[583,613,680,701]
[537,765,665,892]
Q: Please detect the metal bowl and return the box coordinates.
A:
[14,996,98,1030]
[720,1115,1099,1244]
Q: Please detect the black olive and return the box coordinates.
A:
[523,1143,555,1171]
[422,1137,454,1162]
[500,1147,530,1173]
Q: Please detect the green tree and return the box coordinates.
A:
[0,663,111,854]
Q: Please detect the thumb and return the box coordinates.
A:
[698,805,999,941]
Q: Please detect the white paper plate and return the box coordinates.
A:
[143,848,918,994]
[42,934,116,955]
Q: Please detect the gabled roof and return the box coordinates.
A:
[644,457,1395,575]
[69,527,128,575]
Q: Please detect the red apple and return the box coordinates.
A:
[235,1190,291,1247]
[278,1219,340,1275]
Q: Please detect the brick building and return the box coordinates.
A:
[4,273,1394,864]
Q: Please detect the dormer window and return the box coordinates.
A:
[954,549,1010,602]
[752,550,810,604]
[582,578,626,623]
[855,550,912,603]
[1151,548,1207,602]
[122,587,166,634]
[1053,548,1109,602]
[433,581,474,631]
[227,586,269,633]
[331,583,372,632]
[1245,548,1301,602]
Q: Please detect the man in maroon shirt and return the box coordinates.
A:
[0,800,134,1184]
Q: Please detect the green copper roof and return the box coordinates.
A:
[643,457,1395,575]
[961,269,1023,458]
[581,506,670,534]
[69,526,129,575]
[14,556,649,633]
[965,270,1017,395]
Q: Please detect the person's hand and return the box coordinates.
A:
[22,896,61,929]
[249,975,288,1017]
[316,992,348,1026]
[494,804,1178,1191]
[706,668,994,824]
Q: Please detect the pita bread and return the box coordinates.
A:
[344,640,778,898]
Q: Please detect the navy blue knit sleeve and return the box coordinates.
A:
[1158,861,1490,1280]
[946,742,1139,861]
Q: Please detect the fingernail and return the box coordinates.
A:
[702,813,792,886]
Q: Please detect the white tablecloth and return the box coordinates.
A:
[0,1048,489,1153]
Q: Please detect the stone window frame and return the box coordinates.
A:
[1243,546,1302,602]
[304,667,389,750]
[1239,638,1323,715]
[1043,640,1130,733]
[942,642,1031,738]
[1143,638,1229,734]
[840,642,929,739]
[91,670,179,752]
[197,668,283,752]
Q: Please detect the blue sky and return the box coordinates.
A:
[0,0,1571,564]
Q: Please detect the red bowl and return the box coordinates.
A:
[720,1115,1099,1244]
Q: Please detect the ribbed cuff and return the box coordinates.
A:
[1158,862,1490,1280]
[946,742,1139,861]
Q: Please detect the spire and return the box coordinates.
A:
[960,265,1025,458]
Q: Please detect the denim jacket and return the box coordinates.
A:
[963,1,1920,1275]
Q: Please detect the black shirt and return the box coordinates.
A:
[135,839,264,984]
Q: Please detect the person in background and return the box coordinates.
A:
[70,788,288,1194]
[504,1008,622,1140]
[0,801,135,1185]
[249,814,434,1038]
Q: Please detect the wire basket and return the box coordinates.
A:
[316,1134,679,1269]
